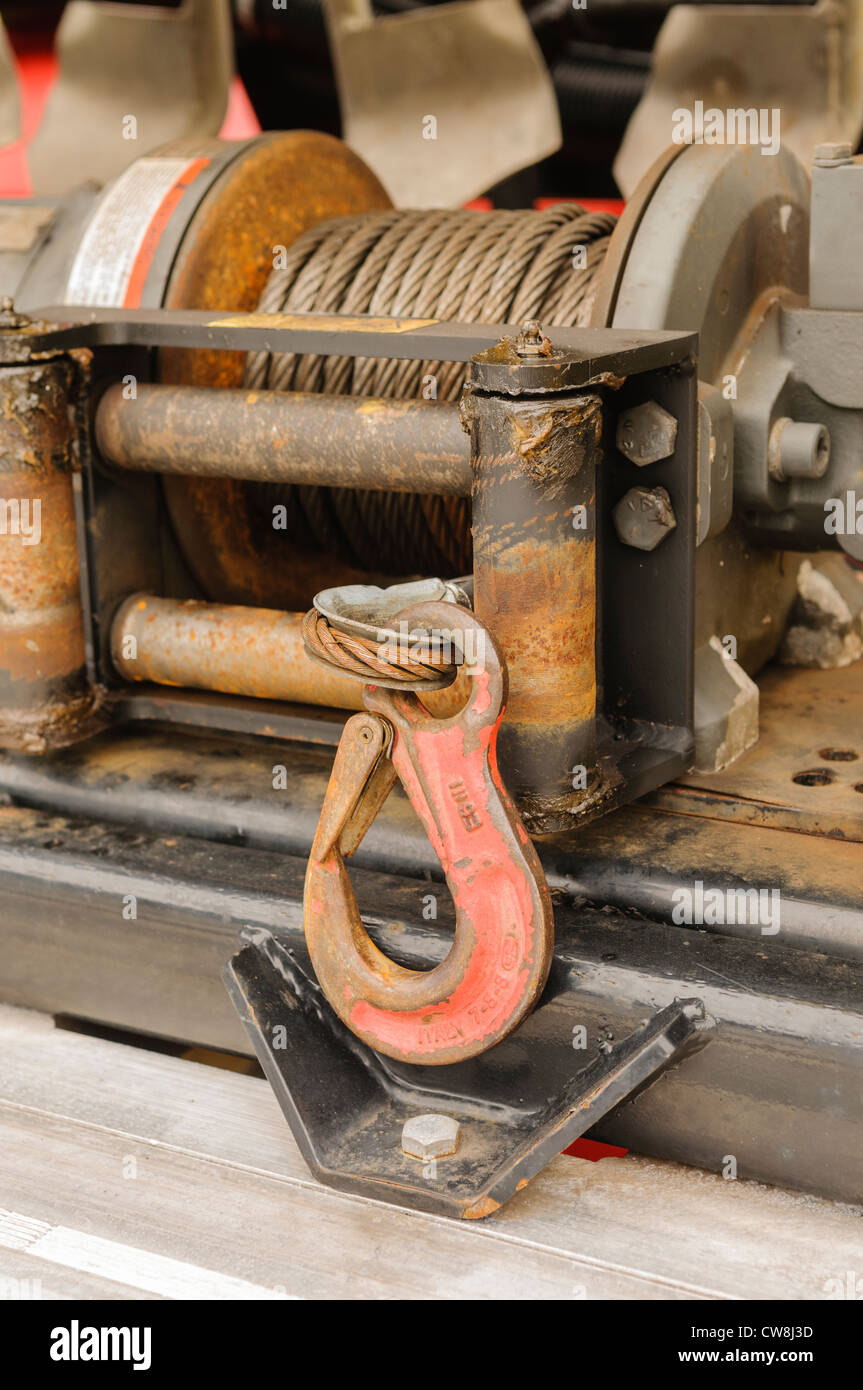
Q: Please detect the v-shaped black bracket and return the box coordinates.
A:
[224,928,715,1220]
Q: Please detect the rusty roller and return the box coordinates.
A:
[0,351,98,752]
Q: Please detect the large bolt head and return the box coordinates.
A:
[613,485,677,551]
[616,400,678,466]
[401,1113,460,1160]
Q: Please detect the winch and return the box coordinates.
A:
[1,128,862,1216]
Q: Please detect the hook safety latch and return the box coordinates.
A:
[303,602,554,1065]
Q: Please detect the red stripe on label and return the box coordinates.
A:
[122,156,211,308]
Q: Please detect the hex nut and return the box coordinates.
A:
[515,319,550,358]
[616,400,678,466]
[613,485,677,551]
[401,1113,460,1160]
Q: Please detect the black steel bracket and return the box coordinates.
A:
[16,304,696,371]
[223,927,715,1220]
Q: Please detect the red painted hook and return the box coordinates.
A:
[303,602,554,1065]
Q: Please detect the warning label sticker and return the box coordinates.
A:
[65,156,210,308]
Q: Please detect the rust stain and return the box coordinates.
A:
[513,395,603,497]
[157,131,392,610]
[476,534,596,729]
[111,593,366,708]
[461,1195,501,1220]
[0,358,97,750]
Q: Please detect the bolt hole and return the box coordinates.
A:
[792,768,835,786]
[854,783,863,795]
[818,747,858,762]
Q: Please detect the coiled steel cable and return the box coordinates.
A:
[244,205,615,576]
[301,607,456,684]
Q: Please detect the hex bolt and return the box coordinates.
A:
[401,1113,461,1160]
[0,296,30,330]
[813,142,854,168]
[616,400,678,466]
[767,417,831,482]
[613,485,677,551]
[515,319,550,358]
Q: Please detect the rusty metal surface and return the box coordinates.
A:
[302,608,457,688]
[158,131,391,610]
[305,603,554,1064]
[111,593,366,711]
[110,592,471,719]
[465,383,602,831]
[96,383,470,495]
[648,660,863,843]
[0,355,98,752]
[304,577,471,689]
